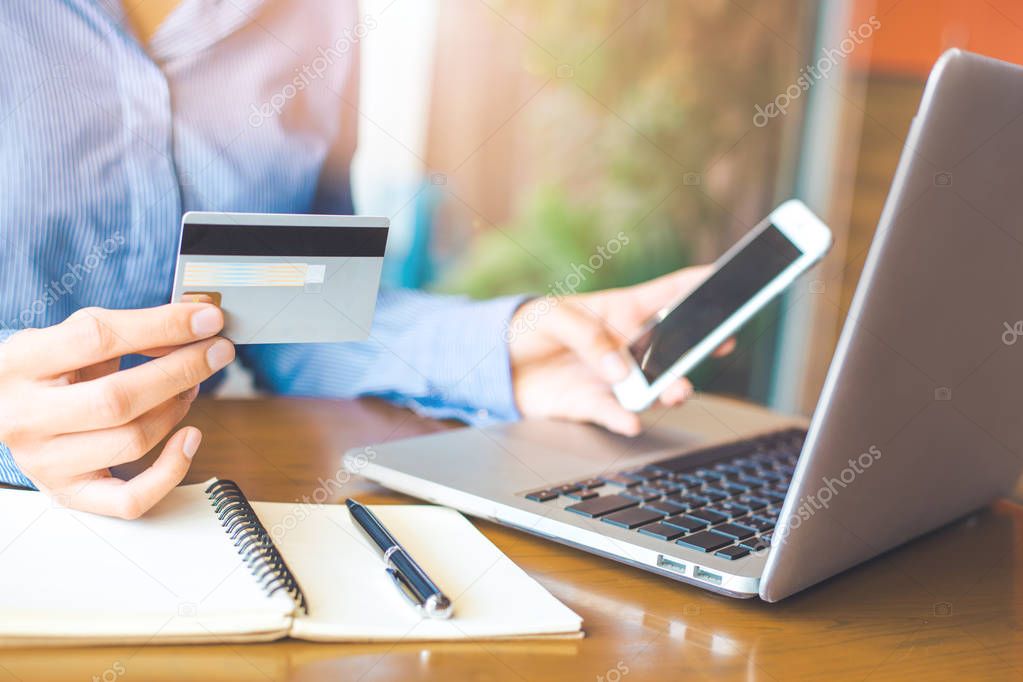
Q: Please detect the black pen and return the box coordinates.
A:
[345,498,454,620]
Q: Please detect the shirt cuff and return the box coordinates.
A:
[0,442,34,489]
[412,294,527,423]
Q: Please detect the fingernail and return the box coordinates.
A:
[601,352,629,381]
[206,338,235,370]
[191,306,223,336]
[182,429,202,460]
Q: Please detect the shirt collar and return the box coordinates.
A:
[96,0,267,63]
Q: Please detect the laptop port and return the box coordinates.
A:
[693,566,723,585]
[656,555,686,575]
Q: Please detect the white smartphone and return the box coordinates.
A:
[613,199,833,412]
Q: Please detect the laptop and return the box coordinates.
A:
[345,49,1023,601]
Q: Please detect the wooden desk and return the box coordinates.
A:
[4,397,1022,681]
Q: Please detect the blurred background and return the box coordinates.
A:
[349,0,1023,416]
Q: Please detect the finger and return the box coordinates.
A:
[62,353,187,385]
[58,426,202,520]
[540,303,630,383]
[560,389,641,436]
[129,342,215,358]
[45,337,233,432]
[5,303,225,378]
[33,393,195,478]
[137,345,186,358]
[623,265,713,319]
[45,357,120,386]
[659,378,694,406]
[712,338,736,357]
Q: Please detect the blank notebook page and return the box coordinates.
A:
[252,502,583,640]
[0,484,293,642]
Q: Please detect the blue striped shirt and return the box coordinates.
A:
[0,0,522,488]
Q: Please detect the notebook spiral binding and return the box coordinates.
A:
[205,479,308,614]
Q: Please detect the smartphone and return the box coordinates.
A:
[613,199,833,411]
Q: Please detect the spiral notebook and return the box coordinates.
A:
[0,479,582,646]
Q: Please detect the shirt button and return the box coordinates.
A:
[476,409,489,420]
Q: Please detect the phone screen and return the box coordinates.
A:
[629,223,803,383]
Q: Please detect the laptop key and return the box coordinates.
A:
[673,473,703,488]
[579,478,605,489]
[525,490,558,502]
[565,494,638,518]
[687,508,728,525]
[552,483,581,495]
[739,496,769,511]
[628,466,665,480]
[638,522,685,541]
[699,488,728,502]
[720,502,751,517]
[601,507,664,530]
[621,488,661,502]
[666,494,709,510]
[643,500,685,516]
[694,469,723,482]
[663,515,708,532]
[564,489,599,500]
[676,531,733,553]
[741,516,774,533]
[710,523,756,540]
[740,537,771,553]
[715,545,750,560]
[600,474,641,487]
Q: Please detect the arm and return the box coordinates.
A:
[235,289,526,423]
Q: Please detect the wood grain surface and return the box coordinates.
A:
[2,396,1021,681]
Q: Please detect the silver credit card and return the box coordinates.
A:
[170,212,388,344]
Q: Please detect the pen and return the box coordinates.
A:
[345,498,454,620]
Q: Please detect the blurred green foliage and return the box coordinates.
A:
[439,187,692,296]
[441,0,811,300]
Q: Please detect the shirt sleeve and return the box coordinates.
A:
[0,442,33,488]
[235,289,527,425]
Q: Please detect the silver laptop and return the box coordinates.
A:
[345,49,1023,601]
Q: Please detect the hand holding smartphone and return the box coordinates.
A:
[613,200,832,411]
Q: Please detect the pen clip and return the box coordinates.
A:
[385,567,426,613]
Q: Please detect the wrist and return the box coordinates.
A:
[429,294,529,421]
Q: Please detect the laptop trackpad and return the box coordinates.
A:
[494,419,707,476]
[378,419,712,497]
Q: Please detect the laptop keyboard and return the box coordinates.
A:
[523,428,805,561]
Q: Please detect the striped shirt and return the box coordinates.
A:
[0,0,521,488]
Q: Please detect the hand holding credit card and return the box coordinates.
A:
[171,212,389,344]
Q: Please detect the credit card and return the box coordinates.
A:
[170,212,389,344]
